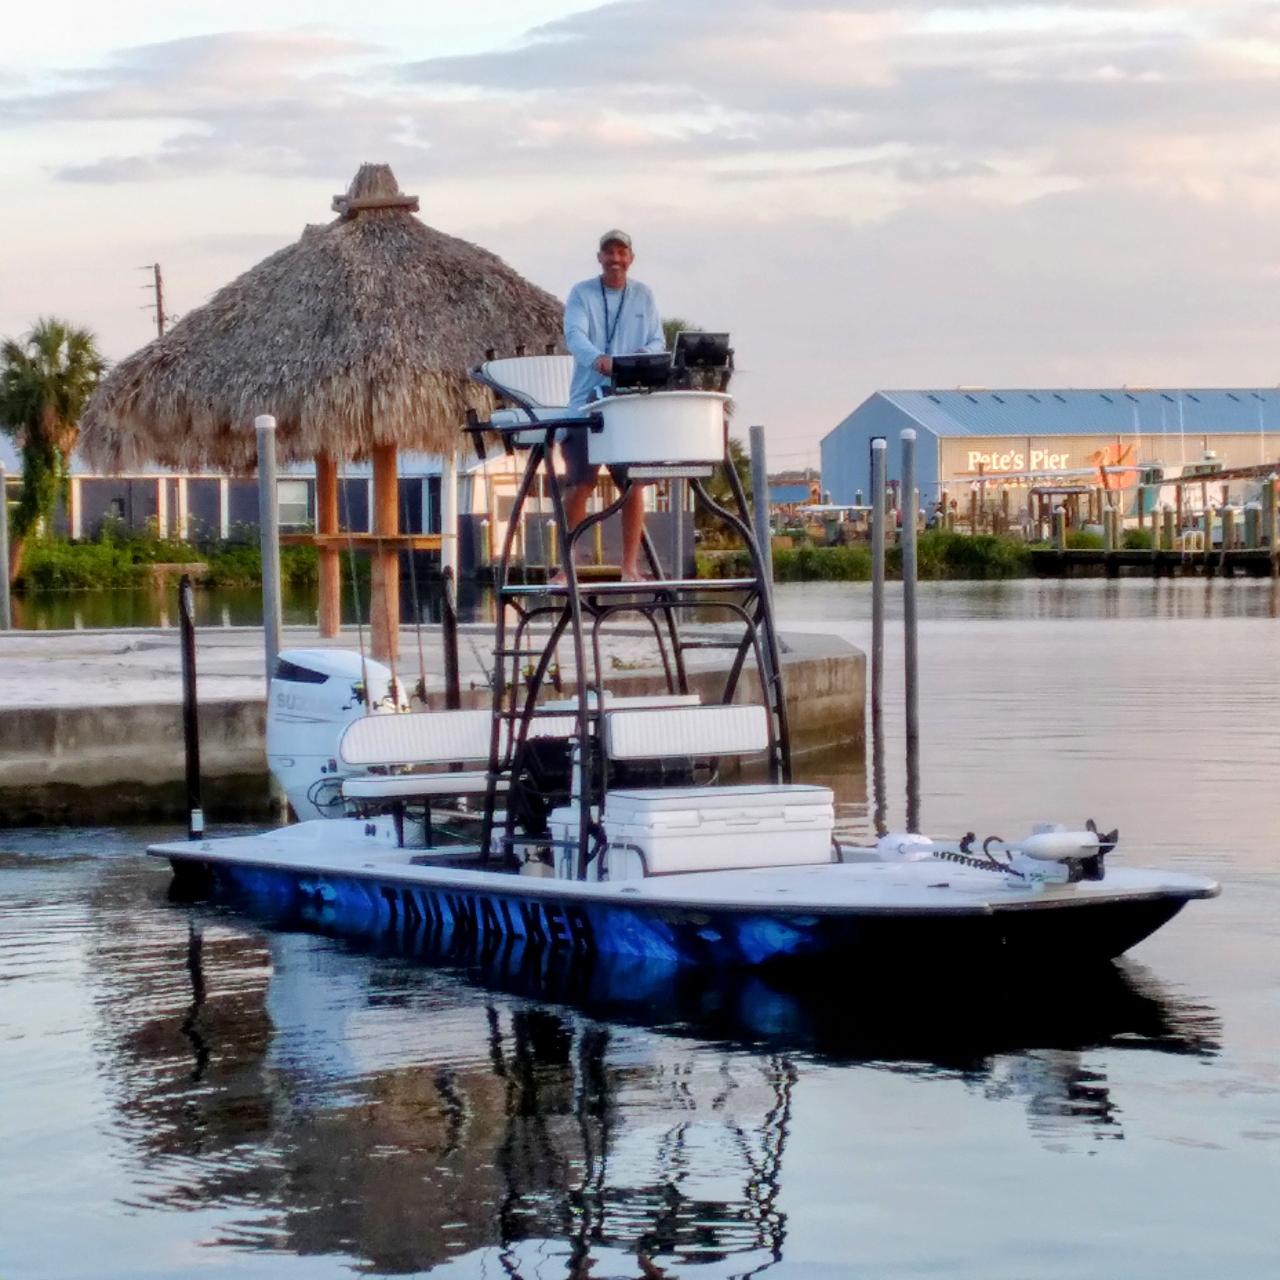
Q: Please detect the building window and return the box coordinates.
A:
[277,479,311,528]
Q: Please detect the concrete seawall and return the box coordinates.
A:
[0,626,864,825]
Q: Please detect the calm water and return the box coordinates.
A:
[2,580,1278,1278]
[7,578,492,631]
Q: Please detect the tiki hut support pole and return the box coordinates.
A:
[441,451,459,582]
[370,443,400,663]
[255,416,284,686]
[315,453,341,637]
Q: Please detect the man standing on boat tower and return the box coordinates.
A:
[562,229,666,582]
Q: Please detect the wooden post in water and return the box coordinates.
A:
[1222,506,1236,555]
[315,453,340,637]
[441,565,461,710]
[1162,506,1175,556]
[370,442,399,662]
[1245,502,1261,551]
[1053,506,1067,552]
[178,575,204,840]
[1265,476,1279,578]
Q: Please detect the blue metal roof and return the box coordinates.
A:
[824,388,1280,442]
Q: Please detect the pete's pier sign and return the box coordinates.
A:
[966,448,1070,473]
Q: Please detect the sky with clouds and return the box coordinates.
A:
[2,0,1279,466]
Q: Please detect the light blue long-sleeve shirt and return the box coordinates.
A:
[564,275,666,408]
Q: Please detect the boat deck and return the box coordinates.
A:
[151,819,1218,917]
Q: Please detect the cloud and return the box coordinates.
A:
[2,3,1276,201]
[4,3,1280,454]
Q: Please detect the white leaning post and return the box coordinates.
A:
[441,450,459,580]
[0,463,10,629]
[255,415,283,688]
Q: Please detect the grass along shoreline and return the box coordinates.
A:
[14,527,1160,593]
[15,531,322,592]
[699,531,1034,581]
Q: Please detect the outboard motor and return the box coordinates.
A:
[266,649,401,820]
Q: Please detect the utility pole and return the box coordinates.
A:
[140,263,166,337]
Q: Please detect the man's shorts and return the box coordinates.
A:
[560,426,597,490]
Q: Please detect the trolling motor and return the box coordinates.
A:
[874,820,1118,884]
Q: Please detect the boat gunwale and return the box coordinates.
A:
[150,841,1219,919]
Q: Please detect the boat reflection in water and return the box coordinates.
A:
[87,866,1219,1279]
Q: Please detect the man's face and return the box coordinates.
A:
[597,241,634,285]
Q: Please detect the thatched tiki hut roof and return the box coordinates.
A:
[81,163,563,662]
[81,163,563,472]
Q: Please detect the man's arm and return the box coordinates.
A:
[564,284,604,369]
[639,287,666,354]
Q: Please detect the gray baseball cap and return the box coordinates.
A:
[598,229,632,249]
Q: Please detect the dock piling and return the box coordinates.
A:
[901,429,920,832]
[749,424,774,589]
[179,575,203,840]
[442,565,461,710]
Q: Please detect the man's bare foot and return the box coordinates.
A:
[620,567,651,583]
[547,569,569,588]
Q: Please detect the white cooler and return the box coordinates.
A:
[587,390,731,466]
[602,784,835,875]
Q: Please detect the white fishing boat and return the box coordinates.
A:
[152,338,1217,967]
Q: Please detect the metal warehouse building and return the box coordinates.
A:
[820,389,1280,512]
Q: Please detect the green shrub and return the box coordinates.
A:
[904,531,1031,579]
[1123,528,1153,550]
[20,539,147,590]
[18,532,333,592]
[772,545,872,581]
[1065,529,1105,550]
[201,542,261,586]
[695,549,751,578]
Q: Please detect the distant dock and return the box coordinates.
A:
[1029,548,1280,578]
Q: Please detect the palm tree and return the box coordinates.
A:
[0,318,104,582]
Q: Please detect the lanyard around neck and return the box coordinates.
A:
[599,276,627,354]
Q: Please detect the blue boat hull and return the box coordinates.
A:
[168,854,1191,970]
